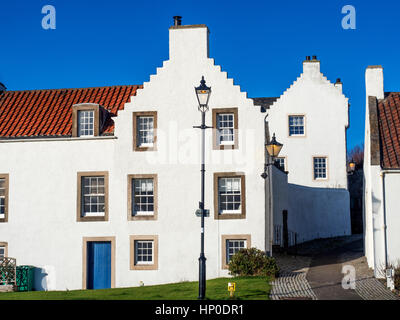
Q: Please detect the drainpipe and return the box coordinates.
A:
[379,169,400,274]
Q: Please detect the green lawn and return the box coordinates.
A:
[0,276,271,300]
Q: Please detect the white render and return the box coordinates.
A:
[267,59,351,242]
[0,22,351,291]
[363,66,400,277]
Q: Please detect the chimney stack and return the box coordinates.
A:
[303,55,320,77]
[173,16,182,26]
[365,66,384,100]
[169,17,209,61]
[335,78,343,93]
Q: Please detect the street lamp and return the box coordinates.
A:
[194,76,212,300]
[261,133,283,179]
[348,158,356,174]
[261,133,283,257]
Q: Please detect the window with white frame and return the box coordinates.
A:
[275,157,286,171]
[313,157,327,179]
[288,115,305,136]
[217,113,235,145]
[226,239,246,263]
[0,178,5,219]
[218,177,242,214]
[78,110,95,137]
[137,116,154,147]
[132,178,154,215]
[134,240,154,265]
[82,176,105,216]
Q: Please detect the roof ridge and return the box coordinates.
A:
[5,84,141,93]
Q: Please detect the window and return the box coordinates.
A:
[135,240,154,264]
[130,235,158,270]
[219,177,241,214]
[217,113,234,145]
[0,242,7,258]
[221,235,250,269]
[72,104,100,137]
[275,157,286,171]
[313,157,328,180]
[0,174,8,222]
[77,172,109,222]
[133,112,157,151]
[214,172,246,220]
[288,115,305,136]
[212,108,238,149]
[78,110,94,136]
[128,174,158,220]
[226,239,246,263]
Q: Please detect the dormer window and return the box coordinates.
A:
[72,103,103,138]
[78,110,95,137]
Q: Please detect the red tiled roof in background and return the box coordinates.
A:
[0,85,141,138]
[378,92,400,168]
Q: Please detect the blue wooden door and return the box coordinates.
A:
[87,241,111,289]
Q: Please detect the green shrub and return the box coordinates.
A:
[228,247,279,277]
[394,266,400,290]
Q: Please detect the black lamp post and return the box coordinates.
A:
[194,76,212,300]
[261,133,283,256]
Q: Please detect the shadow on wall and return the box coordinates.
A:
[34,265,56,291]
[287,183,351,244]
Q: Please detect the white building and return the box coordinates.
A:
[363,66,400,277]
[0,18,350,291]
[254,56,351,243]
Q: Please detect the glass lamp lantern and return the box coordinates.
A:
[266,133,283,159]
[195,76,211,112]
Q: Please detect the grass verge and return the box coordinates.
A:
[0,276,271,300]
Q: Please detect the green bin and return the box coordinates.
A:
[16,265,35,292]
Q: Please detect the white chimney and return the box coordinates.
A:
[169,17,209,62]
[365,66,384,100]
[334,78,343,93]
[302,55,320,78]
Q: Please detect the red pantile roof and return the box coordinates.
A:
[378,92,400,168]
[0,85,141,138]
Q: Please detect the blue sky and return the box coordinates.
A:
[1,0,399,150]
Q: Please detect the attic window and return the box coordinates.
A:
[78,110,94,137]
[72,104,102,137]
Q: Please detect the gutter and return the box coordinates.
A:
[0,136,118,143]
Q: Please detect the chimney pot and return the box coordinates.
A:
[173,16,182,26]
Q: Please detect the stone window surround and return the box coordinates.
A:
[213,172,246,220]
[0,174,9,223]
[82,236,116,289]
[221,234,251,269]
[132,111,158,152]
[127,174,158,221]
[72,104,101,138]
[0,242,8,257]
[212,108,239,150]
[77,171,109,222]
[130,235,159,270]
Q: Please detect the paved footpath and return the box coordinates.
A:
[271,235,399,300]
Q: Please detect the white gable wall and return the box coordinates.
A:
[267,59,351,242]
